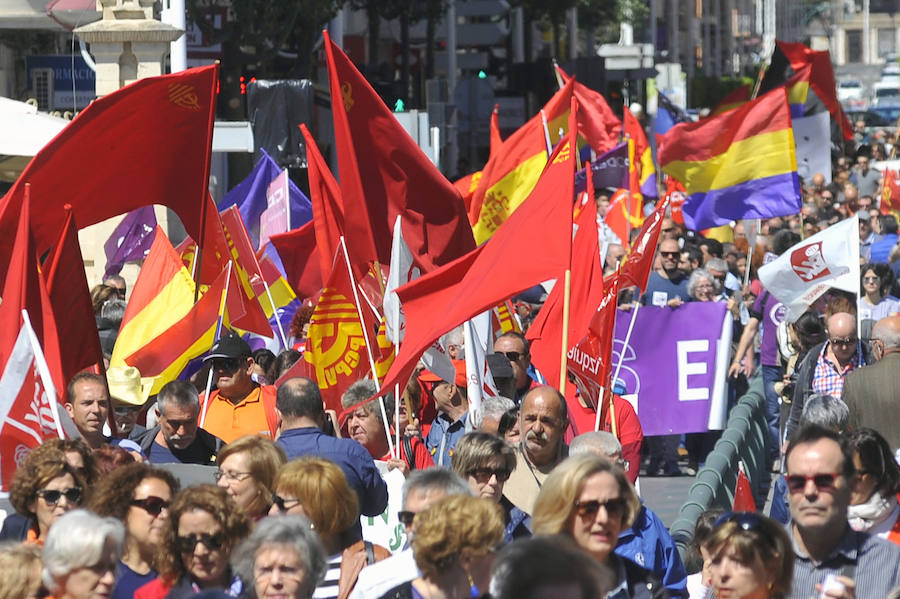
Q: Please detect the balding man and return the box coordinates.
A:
[641,238,691,309]
[787,312,873,439]
[502,386,568,515]
[843,316,900,450]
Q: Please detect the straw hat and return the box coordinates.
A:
[106,366,153,407]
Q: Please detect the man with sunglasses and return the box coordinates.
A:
[494,331,546,404]
[200,330,278,443]
[785,424,900,599]
[642,238,691,309]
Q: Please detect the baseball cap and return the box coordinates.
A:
[203,330,252,362]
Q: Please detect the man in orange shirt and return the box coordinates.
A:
[200,330,278,443]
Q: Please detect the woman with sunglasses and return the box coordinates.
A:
[451,432,531,543]
[532,454,666,598]
[269,457,390,599]
[847,428,900,542]
[87,462,180,599]
[705,512,793,599]
[8,448,85,545]
[216,435,286,521]
[859,263,900,323]
[135,485,250,599]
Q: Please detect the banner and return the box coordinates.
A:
[569,302,731,435]
[260,170,290,247]
[361,466,407,553]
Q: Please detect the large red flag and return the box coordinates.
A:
[299,124,344,280]
[324,32,474,274]
[269,222,324,301]
[44,208,103,379]
[619,196,671,292]
[377,103,578,397]
[0,65,218,288]
[555,65,622,154]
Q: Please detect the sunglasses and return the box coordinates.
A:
[398,510,416,527]
[713,511,763,531]
[574,497,627,519]
[211,357,242,373]
[659,251,680,258]
[114,406,141,417]
[467,467,511,483]
[499,351,524,362]
[863,276,880,283]
[131,496,170,516]
[271,492,302,512]
[176,532,224,552]
[785,472,841,493]
[829,337,858,347]
[36,487,82,506]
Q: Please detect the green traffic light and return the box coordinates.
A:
[478,70,487,79]
[394,98,405,112]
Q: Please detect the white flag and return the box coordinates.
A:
[463,311,497,424]
[420,340,457,386]
[758,217,860,322]
[383,216,420,344]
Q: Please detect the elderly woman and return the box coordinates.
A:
[379,495,503,599]
[342,380,433,473]
[269,457,389,599]
[232,515,327,599]
[42,509,124,599]
[705,512,793,599]
[87,462,180,599]
[847,428,900,541]
[532,454,667,598]
[134,485,251,599]
[451,432,530,543]
[0,543,43,599]
[7,448,85,544]
[216,435,286,521]
[687,268,722,304]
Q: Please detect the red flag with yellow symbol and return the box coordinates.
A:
[604,189,643,246]
[880,168,900,215]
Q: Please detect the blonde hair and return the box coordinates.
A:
[411,495,503,580]
[532,454,640,536]
[217,435,286,518]
[706,514,794,598]
[0,543,42,599]
[273,457,359,536]
[451,432,516,477]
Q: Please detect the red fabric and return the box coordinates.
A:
[324,33,474,275]
[566,393,643,484]
[604,189,637,249]
[711,85,751,115]
[555,65,622,154]
[490,103,502,153]
[134,577,172,599]
[383,434,435,470]
[528,192,605,390]
[0,66,217,289]
[619,196,671,292]
[881,168,900,214]
[269,222,323,300]
[377,106,578,400]
[299,124,344,280]
[43,208,103,378]
[733,467,757,511]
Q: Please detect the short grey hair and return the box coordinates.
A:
[42,509,125,593]
[705,258,729,273]
[569,431,622,458]
[232,515,326,599]
[686,268,720,298]
[156,380,200,416]
[441,325,465,358]
[874,319,900,348]
[471,395,516,429]
[401,467,472,508]
[799,394,849,432]
[341,379,394,427]
[100,299,127,326]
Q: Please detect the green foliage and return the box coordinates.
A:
[688,75,755,109]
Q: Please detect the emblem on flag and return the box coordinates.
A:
[168,83,201,111]
[305,289,366,387]
[790,241,832,282]
[341,81,354,112]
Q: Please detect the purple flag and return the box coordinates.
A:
[103,206,157,278]
[609,302,732,435]
[574,142,629,195]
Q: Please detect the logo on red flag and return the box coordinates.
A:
[168,83,201,111]
[790,241,832,282]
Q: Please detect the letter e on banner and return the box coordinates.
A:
[677,340,709,401]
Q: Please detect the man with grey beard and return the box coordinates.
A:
[136,380,223,464]
[502,385,569,515]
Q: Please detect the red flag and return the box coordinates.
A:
[528,193,605,388]
[378,103,578,396]
[733,463,757,511]
[0,66,218,289]
[299,124,344,280]
[44,208,104,379]
[269,222,324,300]
[619,196,671,292]
[604,189,643,245]
[881,168,900,214]
[555,65,621,153]
[490,103,502,154]
[324,32,475,274]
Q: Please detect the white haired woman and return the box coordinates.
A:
[41,509,125,599]
[232,515,327,599]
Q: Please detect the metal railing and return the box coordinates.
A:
[668,373,770,562]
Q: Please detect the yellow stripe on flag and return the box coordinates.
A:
[472,152,547,244]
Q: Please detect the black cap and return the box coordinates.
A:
[203,330,252,362]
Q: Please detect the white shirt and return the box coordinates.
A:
[347,548,419,599]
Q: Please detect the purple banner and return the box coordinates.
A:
[103,206,157,278]
[611,302,731,435]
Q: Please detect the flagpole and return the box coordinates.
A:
[605,302,641,437]
[552,58,565,89]
[200,262,233,428]
[393,298,401,456]
[558,269,572,396]
[540,109,553,158]
[262,278,289,350]
[594,267,621,433]
[340,236,396,459]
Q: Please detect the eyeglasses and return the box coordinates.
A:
[130,496,170,516]
[214,469,252,483]
[398,511,416,527]
[36,487,82,506]
[499,351,524,362]
[863,276,880,283]
[211,357,242,373]
[574,497,627,519]
[114,406,141,417]
[176,532,224,552]
[271,492,302,512]
[785,472,841,493]
[659,251,680,258]
[713,511,764,531]
[467,467,511,483]
[829,337,858,347]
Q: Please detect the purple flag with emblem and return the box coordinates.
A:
[574,142,628,195]
[608,302,732,435]
[103,206,157,278]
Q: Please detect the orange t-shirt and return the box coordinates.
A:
[202,386,277,444]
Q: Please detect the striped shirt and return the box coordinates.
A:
[788,526,900,599]
[313,553,342,599]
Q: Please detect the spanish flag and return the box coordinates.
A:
[658,88,801,231]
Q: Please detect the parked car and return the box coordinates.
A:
[838,79,864,103]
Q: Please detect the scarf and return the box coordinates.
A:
[848,491,897,532]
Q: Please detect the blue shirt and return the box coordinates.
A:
[425,411,468,467]
[870,232,898,264]
[641,271,690,307]
[112,561,156,599]
[616,505,688,598]
[276,427,388,517]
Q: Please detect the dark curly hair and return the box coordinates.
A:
[9,449,84,519]
[155,485,251,584]
[87,462,180,522]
